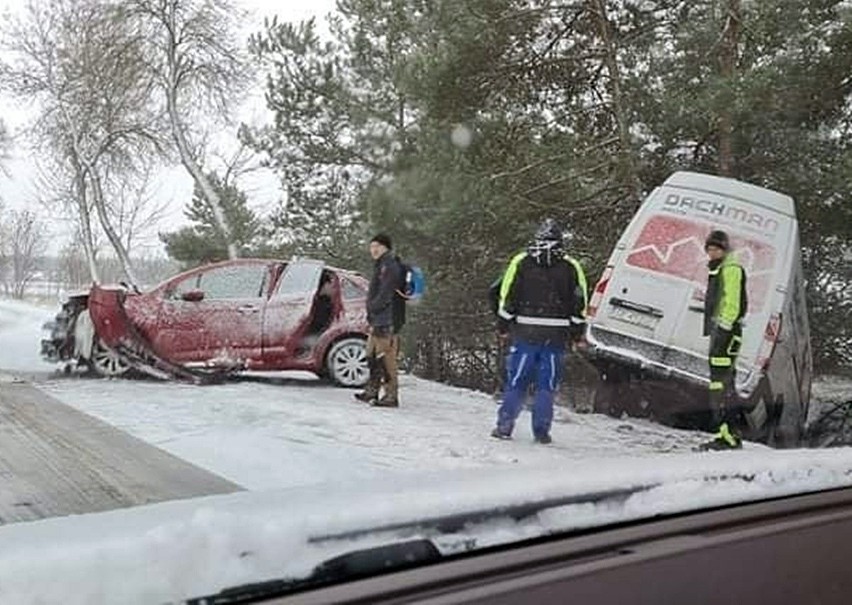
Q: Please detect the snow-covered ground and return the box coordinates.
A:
[4,296,852,494]
[37,375,718,490]
[0,296,724,492]
[3,299,852,604]
[3,449,852,605]
[811,375,852,420]
[0,297,59,376]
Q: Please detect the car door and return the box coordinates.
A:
[262,260,324,364]
[153,262,270,364]
[191,262,271,365]
[152,270,209,362]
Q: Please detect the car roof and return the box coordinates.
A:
[197,258,367,280]
[664,171,796,218]
[157,258,366,288]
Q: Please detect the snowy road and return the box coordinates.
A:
[0,382,238,524]
[0,296,725,492]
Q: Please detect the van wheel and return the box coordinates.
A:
[767,395,803,448]
[593,376,626,418]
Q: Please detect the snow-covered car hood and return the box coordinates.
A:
[2,449,852,605]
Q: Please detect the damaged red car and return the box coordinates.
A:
[41,258,371,387]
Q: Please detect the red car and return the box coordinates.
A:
[41,258,371,387]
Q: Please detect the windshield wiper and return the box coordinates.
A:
[185,538,442,604]
[311,483,655,544]
[186,484,658,604]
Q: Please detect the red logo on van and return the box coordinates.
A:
[626,215,775,311]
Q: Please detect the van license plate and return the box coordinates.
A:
[610,306,660,330]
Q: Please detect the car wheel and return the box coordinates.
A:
[593,378,623,418]
[326,337,369,388]
[767,395,803,449]
[89,339,131,378]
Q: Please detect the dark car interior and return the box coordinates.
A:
[306,271,340,336]
[291,271,343,358]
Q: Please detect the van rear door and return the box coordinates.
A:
[591,172,796,384]
[648,179,795,376]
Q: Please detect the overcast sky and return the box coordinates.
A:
[0,0,337,257]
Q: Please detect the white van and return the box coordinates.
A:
[586,171,812,446]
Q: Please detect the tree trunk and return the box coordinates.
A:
[717,0,741,177]
[590,0,641,206]
[166,85,237,260]
[74,171,101,285]
[86,164,140,286]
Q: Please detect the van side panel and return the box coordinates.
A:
[766,226,812,421]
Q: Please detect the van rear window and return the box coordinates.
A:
[625,214,775,312]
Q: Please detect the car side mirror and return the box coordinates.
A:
[181,289,205,302]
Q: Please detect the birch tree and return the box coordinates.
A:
[4,209,46,299]
[1,0,159,285]
[129,0,251,260]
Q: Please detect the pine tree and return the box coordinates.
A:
[160,173,260,267]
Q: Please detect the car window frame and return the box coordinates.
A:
[272,260,325,300]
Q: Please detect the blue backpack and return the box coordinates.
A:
[398,262,426,304]
[391,259,424,332]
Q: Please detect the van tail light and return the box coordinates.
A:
[756,312,782,370]
[587,267,613,319]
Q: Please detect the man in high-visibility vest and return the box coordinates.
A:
[699,229,748,451]
[491,219,588,444]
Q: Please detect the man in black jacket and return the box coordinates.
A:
[491,219,588,444]
[355,233,403,407]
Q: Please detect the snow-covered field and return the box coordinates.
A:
[0,297,59,376]
[4,296,852,493]
[0,296,728,491]
[38,375,719,490]
[4,297,852,604]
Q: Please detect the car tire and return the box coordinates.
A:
[325,337,369,388]
[593,378,623,418]
[88,339,131,378]
[768,395,804,449]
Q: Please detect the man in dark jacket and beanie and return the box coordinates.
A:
[355,233,403,407]
[491,219,588,444]
[700,229,748,450]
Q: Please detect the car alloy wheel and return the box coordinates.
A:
[326,337,369,388]
[90,339,131,378]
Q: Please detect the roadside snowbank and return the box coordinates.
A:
[0,297,58,375]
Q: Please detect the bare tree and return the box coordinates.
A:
[217,137,266,189]
[107,163,170,254]
[33,154,102,283]
[4,209,47,299]
[59,232,96,290]
[0,119,10,177]
[129,0,251,260]
[1,0,161,286]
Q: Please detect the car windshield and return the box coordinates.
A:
[0,0,851,603]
